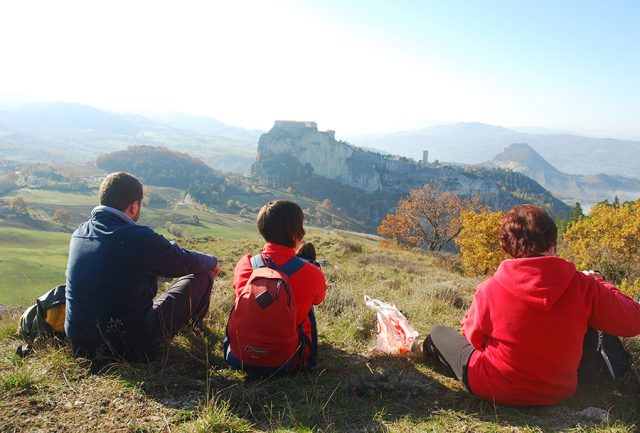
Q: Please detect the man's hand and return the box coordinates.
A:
[582,270,604,280]
[212,263,220,279]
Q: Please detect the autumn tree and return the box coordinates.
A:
[52,209,71,228]
[456,210,507,276]
[7,196,28,216]
[0,173,18,195]
[563,200,640,284]
[377,182,481,251]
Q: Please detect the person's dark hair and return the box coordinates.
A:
[296,241,317,262]
[99,172,144,211]
[499,204,558,258]
[257,200,305,248]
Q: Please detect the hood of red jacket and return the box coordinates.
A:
[492,256,577,312]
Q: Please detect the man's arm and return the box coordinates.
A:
[144,231,217,277]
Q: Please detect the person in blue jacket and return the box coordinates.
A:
[64,172,219,360]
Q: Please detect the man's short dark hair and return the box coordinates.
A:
[499,204,557,258]
[257,200,305,248]
[99,172,144,211]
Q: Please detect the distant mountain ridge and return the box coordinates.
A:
[4,100,640,187]
[148,112,262,140]
[347,122,640,180]
[0,102,261,174]
[487,143,640,207]
[0,102,143,134]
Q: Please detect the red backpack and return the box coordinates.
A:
[225,254,312,377]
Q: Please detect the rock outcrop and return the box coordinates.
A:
[257,121,374,189]
[253,121,570,230]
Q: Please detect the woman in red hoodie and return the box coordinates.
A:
[422,204,640,406]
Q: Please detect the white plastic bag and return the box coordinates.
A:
[364,295,419,355]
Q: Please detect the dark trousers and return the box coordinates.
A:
[69,272,214,361]
[423,325,475,392]
[68,272,214,361]
[152,271,214,342]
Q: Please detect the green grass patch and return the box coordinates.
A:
[0,370,37,392]
[0,227,70,305]
[16,188,96,206]
[182,398,253,433]
[0,324,17,340]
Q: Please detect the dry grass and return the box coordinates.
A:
[1,234,639,432]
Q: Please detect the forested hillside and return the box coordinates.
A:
[96,146,231,205]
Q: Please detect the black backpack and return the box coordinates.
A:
[577,327,633,383]
[16,285,66,356]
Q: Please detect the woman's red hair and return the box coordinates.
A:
[499,205,557,258]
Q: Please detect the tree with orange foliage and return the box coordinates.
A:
[378,182,481,251]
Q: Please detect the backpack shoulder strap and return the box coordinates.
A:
[277,257,307,277]
[250,254,267,270]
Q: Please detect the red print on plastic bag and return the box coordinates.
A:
[365,295,419,355]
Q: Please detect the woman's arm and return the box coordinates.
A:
[587,275,640,337]
[461,288,489,349]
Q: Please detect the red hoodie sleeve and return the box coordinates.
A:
[587,276,640,337]
[461,286,489,349]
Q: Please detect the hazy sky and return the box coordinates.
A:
[0,0,638,138]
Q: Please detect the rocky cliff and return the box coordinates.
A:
[253,121,570,230]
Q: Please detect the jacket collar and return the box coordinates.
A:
[91,205,137,226]
[262,243,296,259]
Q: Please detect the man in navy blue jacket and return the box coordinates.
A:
[64,172,218,360]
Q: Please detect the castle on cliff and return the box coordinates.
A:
[274,120,336,140]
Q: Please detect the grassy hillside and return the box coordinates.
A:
[0,227,70,305]
[1,234,638,432]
